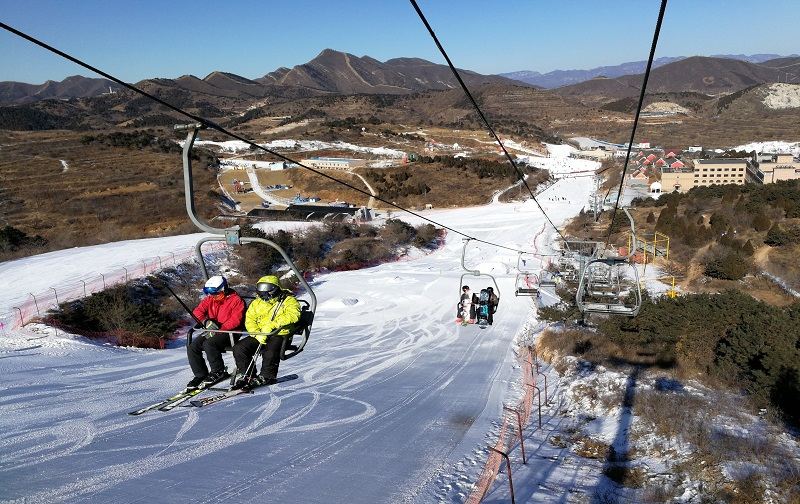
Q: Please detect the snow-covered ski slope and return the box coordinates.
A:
[0,163,593,503]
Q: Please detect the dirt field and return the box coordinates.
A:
[0,129,217,251]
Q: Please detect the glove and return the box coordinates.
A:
[253,324,276,344]
[203,320,220,330]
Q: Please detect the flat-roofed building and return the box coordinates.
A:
[756,153,800,183]
[300,157,367,170]
[661,164,696,193]
[692,158,759,187]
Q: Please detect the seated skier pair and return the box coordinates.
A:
[456,285,499,326]
[186,274,301,391]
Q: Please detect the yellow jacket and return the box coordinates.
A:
[245,276,301,343]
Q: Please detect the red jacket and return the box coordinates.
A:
[192,291,245,331]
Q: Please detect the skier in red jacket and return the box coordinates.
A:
[186,275,245,389]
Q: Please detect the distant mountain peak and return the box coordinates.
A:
[260,49,527,95]
[500,54,797,89]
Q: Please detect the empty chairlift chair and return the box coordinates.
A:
[575,208,642,317]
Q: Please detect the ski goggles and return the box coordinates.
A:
[256,282,280,299]
[203,285,224,295]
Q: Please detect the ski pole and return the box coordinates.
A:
[161,282,203,325]
[242,341,264,378]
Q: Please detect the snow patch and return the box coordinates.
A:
[191,138,406,158]
[762,83,800,110]
[642,101,690,114]
[60,160,69,173]
[733,140,800,157]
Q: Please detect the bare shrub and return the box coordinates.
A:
[573,436,609,459]
[47,282,176,349]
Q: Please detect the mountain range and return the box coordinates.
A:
[1,49,799,135]
[501,53,797,88]
[3,51,798,107]
[0,49,523,107]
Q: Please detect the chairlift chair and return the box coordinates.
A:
[176,123,316,361]
[575,208,642,317]
[514,252,539,297]
[458,238,501,301]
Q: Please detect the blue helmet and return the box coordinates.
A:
[203,275,227,295]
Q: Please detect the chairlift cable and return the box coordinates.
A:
[409,0,568,245]
[1,21,539,256]
[603,0,668,243]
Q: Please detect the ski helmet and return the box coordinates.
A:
[256,275,281,300]
[203,275,227,295]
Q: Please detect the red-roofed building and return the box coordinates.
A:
[655,158,666,167]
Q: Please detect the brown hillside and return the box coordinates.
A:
[556,56,786,103]
[0,76,123,106]
[0,129,219,255]
[259,49,527,95]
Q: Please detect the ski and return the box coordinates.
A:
[129,390,194,416]
[128,376,232,415]
[159,375,232,411]
[159,387,209,411]
[189,374,298,408]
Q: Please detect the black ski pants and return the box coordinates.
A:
[233,335,283,380]
[187,330,238,377]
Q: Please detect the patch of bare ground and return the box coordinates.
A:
[537,329,800,503]
[284,168,373,206]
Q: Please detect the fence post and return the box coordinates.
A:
[487,446,515,504]
[536,369,548,403]
[525,384,542,429]
[123,267,128,283]
[101,273,106,289]
[29,293,40,316]
[50,287,59,305]
[13,307,24,327]
[81,280,87,297]
[142,260,147,275]
[157,256,163,269]
[171,252,177,265]
[504,406,526,464]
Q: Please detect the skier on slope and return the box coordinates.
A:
[232,275,301,388]
[186,275,245,389]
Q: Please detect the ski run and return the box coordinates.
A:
[1,147,623,503]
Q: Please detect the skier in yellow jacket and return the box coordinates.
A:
[232,275,301,387]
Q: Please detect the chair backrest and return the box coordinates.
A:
[280,300,314,360]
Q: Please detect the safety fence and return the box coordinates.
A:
[0,242,227,336]
[466,344,556,504]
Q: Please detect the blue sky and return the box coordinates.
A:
[1,0,798,83]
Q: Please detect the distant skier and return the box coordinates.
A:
[232,275,301,388]
[457,285,474,325]
[486,287,499,325]
[186,276,245,389]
